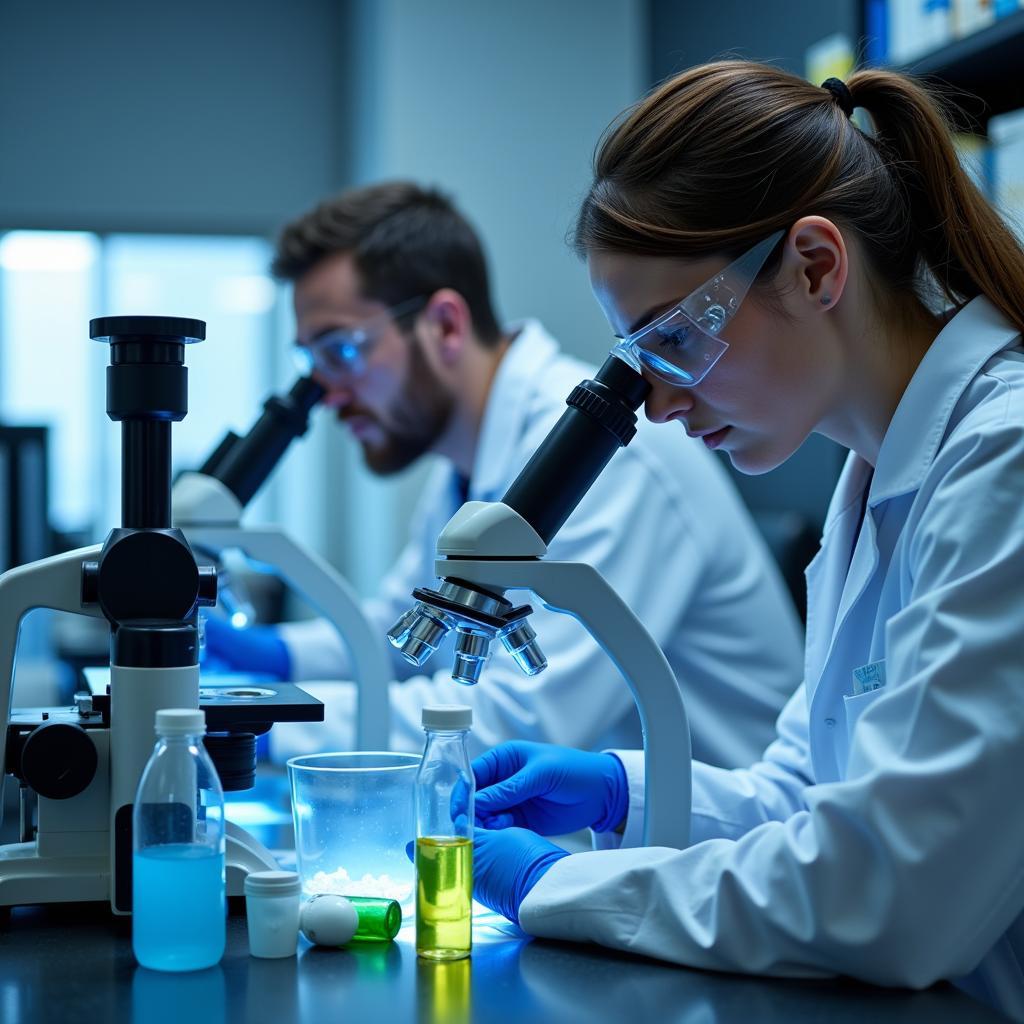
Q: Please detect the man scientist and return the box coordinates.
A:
[206,180,804,764]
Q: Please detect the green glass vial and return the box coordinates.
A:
[299,893,402,946]
[347,895,402,941]
[415,705,474,961]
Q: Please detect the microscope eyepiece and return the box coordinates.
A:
[90,315,208,529]
[89,315,206,345]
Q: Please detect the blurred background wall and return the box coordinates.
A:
[0,0,648,599]
[5,0,1016,647]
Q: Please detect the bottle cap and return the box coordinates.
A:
[155,708,206,736]
[300,894,359,946]
[421,704,472,730]
[244,870,301,896]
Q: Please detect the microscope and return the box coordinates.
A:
[172,377,392,750]
[388,354,691,849]
[0,316,323,914]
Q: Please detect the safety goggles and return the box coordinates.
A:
[292,295,428,381]
[611,229,785,387]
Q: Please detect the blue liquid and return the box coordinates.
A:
[133,845,226,971]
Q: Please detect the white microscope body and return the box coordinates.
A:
[0,316,308,913]
[437,502,691,848]
[389,354,692,849]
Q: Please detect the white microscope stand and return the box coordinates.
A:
[173,471,391,751]
[0,547,293,907]
[436,502,691,849]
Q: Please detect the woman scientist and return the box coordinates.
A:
[465,61,1024,1018]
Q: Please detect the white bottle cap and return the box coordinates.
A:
[300,894,358,947]
[155,708,206,736]
[244,870,301,896]
[421,704,472,730]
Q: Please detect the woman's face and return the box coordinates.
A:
[588,239,843,475]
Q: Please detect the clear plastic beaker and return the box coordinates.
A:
[287,752,420,912]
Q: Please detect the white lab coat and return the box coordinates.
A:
[274,320,803,765]
[519,297,1024,1020]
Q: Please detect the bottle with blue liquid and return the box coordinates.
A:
[133,708,226,971]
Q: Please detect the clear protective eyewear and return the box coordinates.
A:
[611,229,785,387]
[292,295,427,381]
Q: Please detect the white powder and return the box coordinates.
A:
[304,866,413,903]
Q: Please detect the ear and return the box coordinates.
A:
[781,216,848,312]
[421,288,473,367]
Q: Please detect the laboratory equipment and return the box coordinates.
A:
[300,893,402,945]
[388,355,692,849]
[244,870,301,958]
[287,751,420,909]
[0,425,49,573]
[172,375,392,750]
[0,316,324,913]
[133,708,225,971]
[415,704,473,962]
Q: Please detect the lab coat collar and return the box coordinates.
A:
[470,320,561,500]
[870,295,1022,505]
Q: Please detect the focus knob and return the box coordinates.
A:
[20,722,99,800]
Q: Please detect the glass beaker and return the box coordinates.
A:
[287,752,420,912]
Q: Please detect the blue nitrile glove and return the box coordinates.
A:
[472,826,569,926]
[404,827,569,927]
[473,741,628,835]
[201,615,291,680]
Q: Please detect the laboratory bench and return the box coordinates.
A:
[0,899,1009,1024]
[0,771,1010,1023]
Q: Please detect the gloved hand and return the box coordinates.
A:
[405,827,569,927]
[201,615,291,680]
[473,741,628,835]
[472,826,569,926]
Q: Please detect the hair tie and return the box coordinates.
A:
[820,77,854,118]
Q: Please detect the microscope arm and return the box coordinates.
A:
[185,525,391,750]
[436,556,690,850]
[0,545,103,822]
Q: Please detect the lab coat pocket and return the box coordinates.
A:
[843,686,886,745]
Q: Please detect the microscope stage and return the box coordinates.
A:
[81,668,324,731]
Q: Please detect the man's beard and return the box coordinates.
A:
[342,339,454,475]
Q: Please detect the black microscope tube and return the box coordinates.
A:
[103,332,189,530]
[121,420,172,529]
[209,376,324,508]
[501,355,650,546]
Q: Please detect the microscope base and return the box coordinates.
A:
[0,841,109,906]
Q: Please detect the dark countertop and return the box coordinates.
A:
[0,771,1011,1023]
[0,900,1009,1024]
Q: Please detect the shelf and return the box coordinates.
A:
[887,10,1024,128]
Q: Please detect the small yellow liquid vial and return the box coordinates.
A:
[416,836,473,960]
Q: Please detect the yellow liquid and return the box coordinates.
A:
[416,836,472,960]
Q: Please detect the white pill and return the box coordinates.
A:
[300,894,358,947]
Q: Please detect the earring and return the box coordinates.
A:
[820,294,832,306]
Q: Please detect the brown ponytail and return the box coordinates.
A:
[575,60,1024,333]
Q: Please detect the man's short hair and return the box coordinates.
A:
[273,181,503,346]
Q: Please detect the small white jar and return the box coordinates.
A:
[245,870,301,958]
